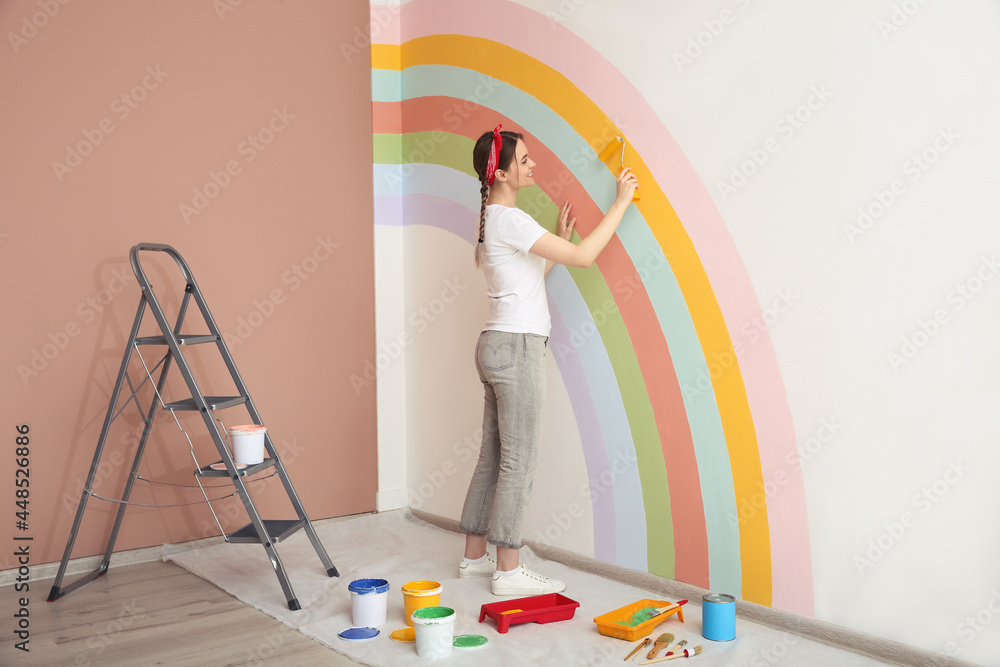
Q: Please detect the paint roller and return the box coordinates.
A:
[598,136,640,202]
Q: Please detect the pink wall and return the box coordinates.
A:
[0,0,377,567]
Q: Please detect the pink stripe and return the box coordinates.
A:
[374,0,813,614]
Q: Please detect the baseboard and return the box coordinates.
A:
[409,508,974,667]
[0,513,369,589]
[0,542,173,588]
[376,487,409,512]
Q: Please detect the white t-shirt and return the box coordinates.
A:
[480,204,551,337]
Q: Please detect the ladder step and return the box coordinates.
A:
[229,519,306,544]
[165,396,247,411]
[135,334,219,345]
[195,459,276,478]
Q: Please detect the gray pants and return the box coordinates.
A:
[459,330,547,549]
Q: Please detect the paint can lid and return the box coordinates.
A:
[229,424,266,434]
[338,627,380,642]
[390,627,416,642]
[454,634,489,649]
[349,578,390,594]
[703,593,736,604]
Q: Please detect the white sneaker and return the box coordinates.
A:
[491,565,566,596]
[459,552,497,578]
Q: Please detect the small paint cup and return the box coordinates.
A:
[702,593,736,641]
[401,580,442,627]
[349,578,390,628]
[230,425,266,464]
[411,606,455,658]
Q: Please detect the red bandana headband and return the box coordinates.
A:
[486,124,503,185]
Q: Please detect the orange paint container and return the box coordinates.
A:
[401,580,442,627]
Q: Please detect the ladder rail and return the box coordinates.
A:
[48,297,147,601]
[99,287,196,567]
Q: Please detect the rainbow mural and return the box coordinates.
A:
[370,0,813,615]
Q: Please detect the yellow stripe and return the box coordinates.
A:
[371,42,401,70]
[374,37,773,605]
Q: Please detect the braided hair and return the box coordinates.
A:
[472,128,523,268]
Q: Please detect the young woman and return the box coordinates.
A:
[458,124,638,596]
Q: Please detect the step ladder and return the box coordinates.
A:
[48,243,339,610]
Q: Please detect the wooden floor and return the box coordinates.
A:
[2,560,357,666]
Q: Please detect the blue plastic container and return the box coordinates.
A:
[702,593,736,641]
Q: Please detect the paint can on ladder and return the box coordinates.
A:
[702,593,736,641]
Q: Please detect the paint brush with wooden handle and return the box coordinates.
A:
[664,639,687,656]
[639,645,703,664]
[645,633,674,659]
[650,600,688,618]
[624,637,650,661]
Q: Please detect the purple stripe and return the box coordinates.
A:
[375,193,476,244]
[549,299,617,562]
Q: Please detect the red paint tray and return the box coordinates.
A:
[479,593,580,634]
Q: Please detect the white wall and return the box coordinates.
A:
[380,1,1000,663]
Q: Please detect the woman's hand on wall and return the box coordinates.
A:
[557,201,576,241]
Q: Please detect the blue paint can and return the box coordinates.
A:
[702,593,736,641]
